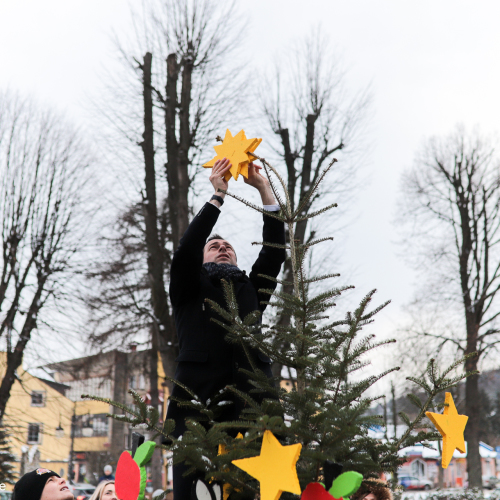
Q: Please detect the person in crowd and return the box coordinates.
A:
[12,468,73,500]
[166,158,286,498]
[98,465,114,483]
[351,478,393,500]
[88,481,119,500]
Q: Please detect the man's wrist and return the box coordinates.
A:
[259,187,276,205]
[209,191,225,209]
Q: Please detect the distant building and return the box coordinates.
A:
[0,353,73,491]
[399,441,497,488]
[370,424,498,488]
[46,347,168,485]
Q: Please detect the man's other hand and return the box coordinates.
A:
[244,162,270,192]
[210,158,231,193]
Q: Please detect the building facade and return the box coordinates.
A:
[46,347,168,485]
[0,353,73,491]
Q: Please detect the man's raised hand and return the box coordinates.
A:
[243,162,270,192]
[209,158,231,194]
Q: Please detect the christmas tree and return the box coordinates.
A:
[85,153,472,499]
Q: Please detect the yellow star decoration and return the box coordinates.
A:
[217,433,243,500]
[232,430,302,500]
[426,392,468,468]
[203,129,262,181]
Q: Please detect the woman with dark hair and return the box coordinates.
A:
[351,478,393,500]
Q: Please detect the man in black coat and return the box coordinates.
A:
[167,157,286,498]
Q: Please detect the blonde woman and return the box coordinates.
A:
[89,481,120,500]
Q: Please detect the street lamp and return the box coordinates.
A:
[68,404,76,483]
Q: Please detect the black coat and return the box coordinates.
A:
[166,202,286,435]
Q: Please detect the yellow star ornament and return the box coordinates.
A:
[426,392,468,468]
[217,433,243,500]
[203,129,262,181]
[232,430,302,500]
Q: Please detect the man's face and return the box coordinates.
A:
[40,476,73,500]
[203,239,237,266]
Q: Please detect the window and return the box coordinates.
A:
[31,391,45,407]
[65,377,112,402]
[129,375,136,389]
[138,374,145,390]
[411,459,426,478]
[74,414,109,437]
[28,423,42,444]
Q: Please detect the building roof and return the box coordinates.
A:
[398,441,497,459]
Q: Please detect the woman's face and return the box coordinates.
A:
[364,494,377,500]
[101,483,118,500]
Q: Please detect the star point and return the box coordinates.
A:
[232,430,302,500]
[426,392,468,468]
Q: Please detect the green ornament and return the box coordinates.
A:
[328,471,363,499]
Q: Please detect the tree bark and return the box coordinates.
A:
[140,52,178,386]
[0,281,45,421]
[176,49,193,245]
[165,53,181,250]
[149,340,162,490]
[465,321,482,487]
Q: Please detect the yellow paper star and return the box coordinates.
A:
[426,392,468,468]
[217,433,243,500]
[203,129,262,181]
[232,430,302,500]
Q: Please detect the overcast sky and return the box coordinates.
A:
[2,0,500,372]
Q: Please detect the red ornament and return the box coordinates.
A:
[115,451,141,500]
[301,482,337,500]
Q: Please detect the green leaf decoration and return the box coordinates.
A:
[134,440,156,467]
[328,471,363,498]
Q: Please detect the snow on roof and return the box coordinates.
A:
[398,441,497,459]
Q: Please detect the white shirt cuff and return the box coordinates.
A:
[263,204,280,212]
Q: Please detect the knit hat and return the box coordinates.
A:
[13,468,60,500]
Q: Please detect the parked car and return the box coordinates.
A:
[398,475,433,490]
[70,483,96,500]
[483,475,499,489]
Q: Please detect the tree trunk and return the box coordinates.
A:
[176,51,193,244]
[149,340,162,490]
[0,284,44,421]
[465,322,482,488]
[165,53,181,250]
[140,52,178,386]
[437,440,445,488]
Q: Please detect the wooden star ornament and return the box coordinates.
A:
[217,433,243,500]
[426,392,468,468]
[232,430,302,500]
[203,129,262,181]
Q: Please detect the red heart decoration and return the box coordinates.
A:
[301,482,337,500]
[115,451,141,500]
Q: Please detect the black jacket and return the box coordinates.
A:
[166,202,286,434]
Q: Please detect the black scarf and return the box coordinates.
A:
[202,262,244,283]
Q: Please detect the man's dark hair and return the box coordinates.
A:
[204,234,237,260]
[206,234,226,244]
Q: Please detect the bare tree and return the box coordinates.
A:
[88,0,246,365]
[258,30,371,376]
[0,91,94,420]
[397,126,500,487]
[88,0,245,489]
